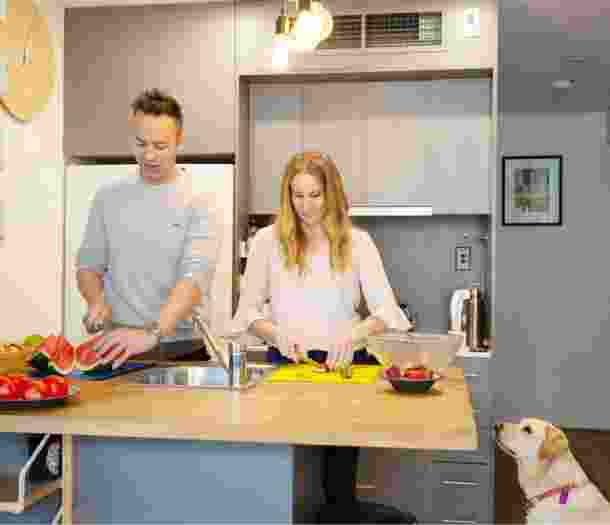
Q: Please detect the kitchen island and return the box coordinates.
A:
[0,367,477,524]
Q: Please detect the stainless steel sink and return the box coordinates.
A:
[123,363,276,390]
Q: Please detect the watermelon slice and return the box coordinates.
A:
[75,335,112,374]
[29,335,76,375]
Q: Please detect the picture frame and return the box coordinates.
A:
[502,155,562,226]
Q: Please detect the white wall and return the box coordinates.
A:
[0,0,64,339]
[493,111,610,429]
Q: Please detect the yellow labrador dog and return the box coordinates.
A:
[496,418,610,523]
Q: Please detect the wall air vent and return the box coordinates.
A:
[316,12,442,51]
[316,14,363,50]
[365,12,442,48]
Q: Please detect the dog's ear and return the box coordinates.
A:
[538,425,569,462]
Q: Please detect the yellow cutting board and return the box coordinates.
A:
[265,364,383,385]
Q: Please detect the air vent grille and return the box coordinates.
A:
[365,12,442,48]
[316,12,442,51]
[316,14,363,50]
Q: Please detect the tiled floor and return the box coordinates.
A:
[494,428,610,523]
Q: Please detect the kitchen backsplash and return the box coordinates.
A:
[351,215,491,333]
[245,214,491,334]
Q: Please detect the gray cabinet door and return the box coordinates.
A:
[419,80,492,214]
[357,448,429,522]
[425,462,492,524]
[365,81,433,206]
[249,84,304,214]
[364,79,492,212]
[64,3,235,157]
[303,82,369,204]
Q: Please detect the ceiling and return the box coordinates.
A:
[499,0,610,113]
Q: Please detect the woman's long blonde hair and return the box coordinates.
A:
[275,151,352,275]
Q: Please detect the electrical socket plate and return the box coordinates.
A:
[463,7,480,38]
[455,246,472,272]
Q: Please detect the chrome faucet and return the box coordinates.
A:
[191,311,248,388]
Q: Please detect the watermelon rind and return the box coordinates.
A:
[28,352,55,375]
[82,362,113,375]
[23,334,45,348]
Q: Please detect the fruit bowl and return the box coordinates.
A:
[383,366,442,393]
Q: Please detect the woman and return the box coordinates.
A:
[231,151,414,523]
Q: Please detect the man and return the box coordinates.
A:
[77,89,220,368]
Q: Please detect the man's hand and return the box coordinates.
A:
[94,328,158,369]
[83,302,112,334]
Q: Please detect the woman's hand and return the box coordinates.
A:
[327,334,354,371]
[94,328,158,369]
[278,333,306,363]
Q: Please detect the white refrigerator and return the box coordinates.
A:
[63,161,235,344]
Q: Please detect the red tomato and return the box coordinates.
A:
[6,374,33,398]
[0,376,18,399]
[23,380,50,401]
[43,376,69,397]
[403,368,430,380]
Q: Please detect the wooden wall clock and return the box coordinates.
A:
[0,0,56,122]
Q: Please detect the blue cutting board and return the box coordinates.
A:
[30,362,151,381]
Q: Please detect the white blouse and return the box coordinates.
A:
[230,225,411,351]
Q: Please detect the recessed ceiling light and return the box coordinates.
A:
[552,79,575,89]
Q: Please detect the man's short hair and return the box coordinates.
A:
[130,89,183,128]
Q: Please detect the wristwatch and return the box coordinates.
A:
[144,321,162,344]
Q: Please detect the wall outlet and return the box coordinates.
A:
[463,7,480,38]
[455,246,472,271]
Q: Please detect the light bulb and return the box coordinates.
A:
[272,34,290,68]
[292,8,322,51]
[310,1,334,41]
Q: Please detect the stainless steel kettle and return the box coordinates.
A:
[450,287,483,350]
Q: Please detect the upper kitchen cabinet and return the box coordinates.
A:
[64,3,236,157]
[302,82,369,204]
[365,79,492,213]
[237,0,497,76]
[250,84,303,214]
[249,78,492,213]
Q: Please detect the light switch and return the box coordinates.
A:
[455,246,472,272]
[463,7,480,38]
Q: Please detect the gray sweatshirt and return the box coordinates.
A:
[77,168,221,341]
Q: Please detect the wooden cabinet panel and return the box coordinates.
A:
[303,82,369,204]
[249,84,304,214]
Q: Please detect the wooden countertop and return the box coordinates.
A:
[0,368,477,450]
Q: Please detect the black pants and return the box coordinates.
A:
[319,446,416,523]
[323,446,359,504]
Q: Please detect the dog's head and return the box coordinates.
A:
[496,418,570,479]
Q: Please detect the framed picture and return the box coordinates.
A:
[502,155,562,226]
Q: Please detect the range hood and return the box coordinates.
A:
[348,205,433,217]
